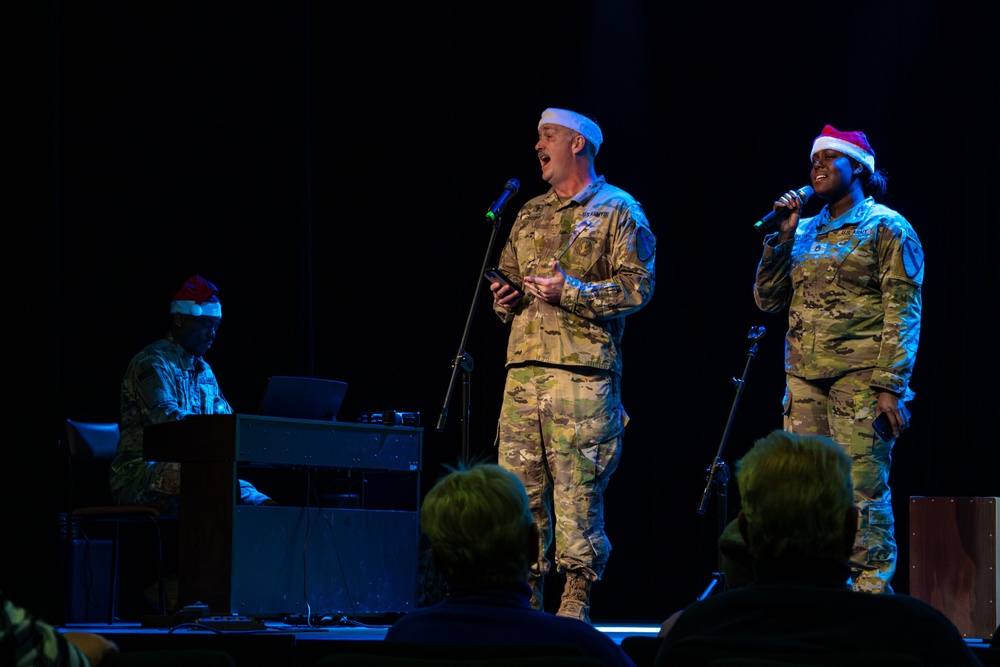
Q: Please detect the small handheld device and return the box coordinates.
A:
[483,268,523,297]
[872,413,894,442]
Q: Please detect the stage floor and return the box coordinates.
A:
[61,619,662,642]
[58,619,994,666]
[59,619,665,666]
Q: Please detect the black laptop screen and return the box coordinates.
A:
[257,376,347,421]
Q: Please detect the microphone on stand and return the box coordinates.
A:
[485,179,520,222]
[752,185,814,232]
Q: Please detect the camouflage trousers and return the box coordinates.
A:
[113,460,271,514]
[784,371,896,594]
[112,460,183,514]
[497,364,625,581]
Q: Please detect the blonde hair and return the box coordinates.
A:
[736,430,854,561]
[420,462,534,588]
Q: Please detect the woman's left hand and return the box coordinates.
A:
[875,392,911,438]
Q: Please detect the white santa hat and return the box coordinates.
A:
[539,108,603,154]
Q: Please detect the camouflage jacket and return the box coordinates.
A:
[110,336,232,493]
[493,176,656,376]
[754,197,923,396]
[2,592,88,667]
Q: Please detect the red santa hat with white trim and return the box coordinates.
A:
[170,275,222,317]
[811,125,876,173]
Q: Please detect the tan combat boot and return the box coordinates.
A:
[556,571,592,623]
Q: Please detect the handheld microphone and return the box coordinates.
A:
[485,179,520,222]
[753,185,814,232]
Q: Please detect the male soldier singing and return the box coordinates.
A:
[489,108,656,622]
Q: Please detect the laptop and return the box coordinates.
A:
[257,376,348,421]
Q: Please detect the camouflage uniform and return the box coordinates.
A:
[754,197,923,593]
[494,176,656,584]
[2,591,90,667]
[110,336,270,513]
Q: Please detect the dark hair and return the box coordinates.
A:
[860,165,889,201]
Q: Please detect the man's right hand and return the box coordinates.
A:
[491,281,523,310]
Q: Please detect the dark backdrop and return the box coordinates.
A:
[8,0,998,623]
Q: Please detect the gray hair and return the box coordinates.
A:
[736,430,854,561]
[420,462,534,589]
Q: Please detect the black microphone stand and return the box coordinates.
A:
[694,325,766,600]
[435,203,511,466]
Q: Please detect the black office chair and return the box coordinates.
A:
[64,418,170,623]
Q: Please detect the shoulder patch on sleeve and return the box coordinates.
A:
[637,227,656,263]
[902,237,924,279]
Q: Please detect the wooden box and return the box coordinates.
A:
[910,496,999,641]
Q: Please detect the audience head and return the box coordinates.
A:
[736,430,857,562]
[420,462,537,590]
